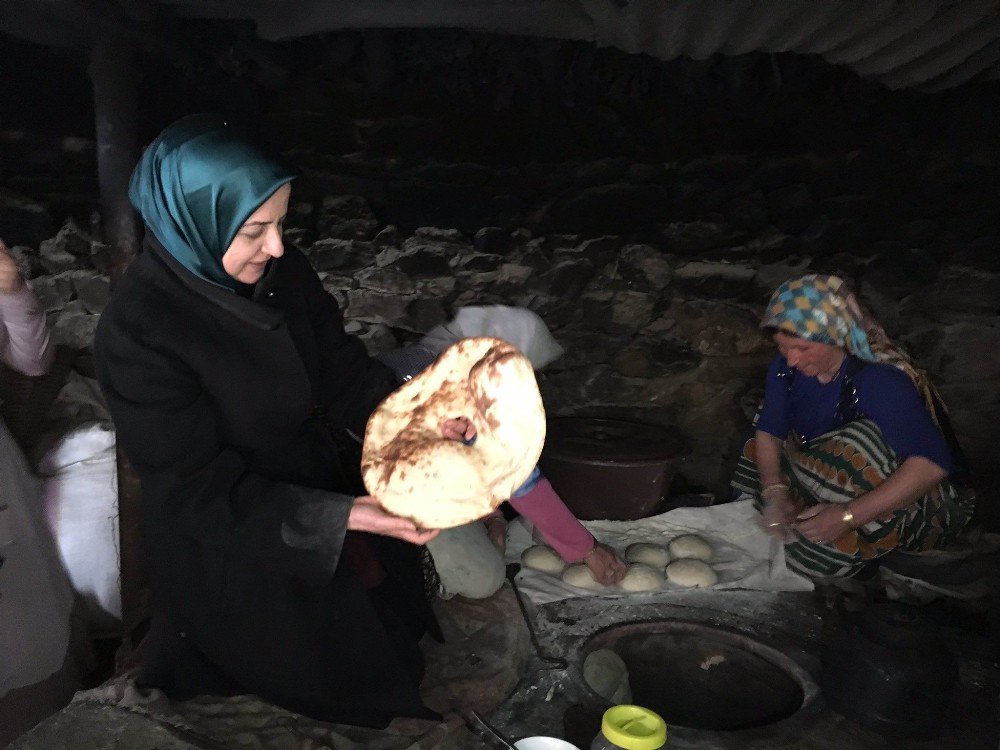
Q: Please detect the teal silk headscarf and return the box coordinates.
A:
[129,114,297,290]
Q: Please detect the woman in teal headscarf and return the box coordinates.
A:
[732,274,974,578]
[96,115,441,727]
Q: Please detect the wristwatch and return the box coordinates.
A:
[841,506,856,528]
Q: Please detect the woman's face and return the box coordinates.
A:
[773,331,845,383]
[222,183,291,284]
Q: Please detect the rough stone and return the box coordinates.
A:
[473,227,511,255]
[0,190,54,246]
[307,238,376,271]
[649,299,769,356]
[404,297,448,333]
[28,274,74,311]
[51,305,99,352]
[723,189,769,232]
[619,244,673,290]
[862,248,940,300]
[542,183,669,235]
[356,323,399,356]
[72,273,111,314]
[356,267,416,295]
[658,221,742,256]
[920,268,1000,316]
[8,245,45,279]
[38,243,80,274]
[673,261,756,299]
[928,321,1000,383]
[418,275,457,298]
[528,259,595,299]
[317,194,379,240]
[344,289,413,323]
[767,183,815,233]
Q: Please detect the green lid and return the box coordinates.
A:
[601,705,667,750]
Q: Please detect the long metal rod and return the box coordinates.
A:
[505,563,568,670]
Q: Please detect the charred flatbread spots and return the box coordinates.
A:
[362,337,545,528]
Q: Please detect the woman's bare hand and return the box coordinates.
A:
[583,541,627,586]
[761,488,798,540]
[0,239,26,295]
[441,416,477,442]
[349,496,440,545]
[483,515,508,553]
[795,504,853,544]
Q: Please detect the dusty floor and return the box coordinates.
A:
[11,581,999,749]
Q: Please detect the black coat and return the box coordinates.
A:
[95,238,437,727]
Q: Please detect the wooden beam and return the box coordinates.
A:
[89,35,150,650]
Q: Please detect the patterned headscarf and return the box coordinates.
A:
[762,274,946,425]
[129,114,297,290]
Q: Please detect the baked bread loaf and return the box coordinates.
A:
[362,337,545,528]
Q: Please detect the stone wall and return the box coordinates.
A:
[1,30,997,521]
[10,144,997,516]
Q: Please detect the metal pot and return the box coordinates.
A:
[538,417,686,521]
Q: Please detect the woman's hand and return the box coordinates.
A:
[761,487,798,540]
[349,496,440,545]
[483,514,508,553]
[583,541,627,586]
[0,239,26,295]
[795,504,853,544]
[441,416,476,443]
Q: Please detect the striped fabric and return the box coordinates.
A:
[732,419,973,578]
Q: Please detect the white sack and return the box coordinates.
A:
[39,422,120,632]
[421,306,564,370]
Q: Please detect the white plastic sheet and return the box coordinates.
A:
[421,306,565,370]
[38,422,120,632]
[506,499,814,605]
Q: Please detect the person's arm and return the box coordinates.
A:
[753,357,799,536]
[796,456,946,543]
[0,239,54,376]
[509,477,627,585]
[441,416,626,584]
[754,430,798,537]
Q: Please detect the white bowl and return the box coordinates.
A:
[513,737,581,750]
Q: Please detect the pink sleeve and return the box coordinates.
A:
[0,285,54,376]
[508,477,595,563]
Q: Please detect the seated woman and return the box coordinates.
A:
[0,237,81,745]
[95,115,441,728]
[732,274,974,579]
[380,307,627,598]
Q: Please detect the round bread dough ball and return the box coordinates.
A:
[666,558,718,588]
[625,542,671,568]
[521,545,566,575]
[619,563,665,592]
[561,564,605,590]
[668,534,713,562]
[583,649,633,704]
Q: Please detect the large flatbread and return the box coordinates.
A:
[362,337,546,529]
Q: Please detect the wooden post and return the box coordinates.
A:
[88,35,149,658]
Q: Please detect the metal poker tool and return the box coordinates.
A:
[505,562,569,670]
[468,710,517,749]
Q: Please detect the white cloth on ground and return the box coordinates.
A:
[506,499,814,605]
